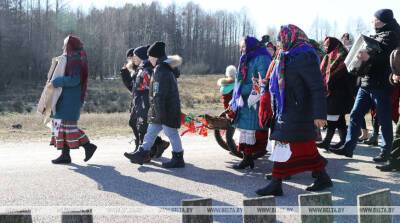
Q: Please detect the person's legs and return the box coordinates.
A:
[161,125,185,168]
[141,124,163,151]
[161,125,183,153]
[330,88,372,157]
[345,88,373,153]
[124,124,163,165]
[331,115,347,149]
[372,89,393,161]
[129,111,140,150]
[317,120,336,149]
[364,116,379,146]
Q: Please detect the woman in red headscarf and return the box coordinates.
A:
[317,37,355,150]
[256,24,332,196]
[48,35,97,164]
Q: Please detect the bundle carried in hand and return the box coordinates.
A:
[37,55,66,124]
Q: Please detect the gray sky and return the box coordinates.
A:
[68,0,400,38]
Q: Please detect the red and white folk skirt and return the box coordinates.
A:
[50,120,89,150]
[271,140,327,179]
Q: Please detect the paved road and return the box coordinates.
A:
[1,134,400,222]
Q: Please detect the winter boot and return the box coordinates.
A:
[155,138,170,158]
[162,151,185,168]
[232,154,254,170]
[373,151,390,163]
[124,147,151,165]
[316,125,335,150]
[306,171,333,191]
[376,158,400,172]
[331,126,347,149]
[83,143,97,162]
[265,173,291,181]
[255,178,283,196]
[358,129,369,142]
[52,148,71,164]
[252,150,267,160]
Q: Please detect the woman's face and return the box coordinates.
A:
[132,54,142,66]
[149,56,158,67]
[126,56,133,64]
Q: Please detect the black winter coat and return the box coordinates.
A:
[360,22,400,89]
[270,51,327,142]
[326,66,356,115]
[148,56,182,128]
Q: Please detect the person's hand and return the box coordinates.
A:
[357,50,370,62]
[393,74,400,84]
[314,119,327,128]
[46,82,54,90]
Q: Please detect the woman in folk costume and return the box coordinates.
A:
[49,35,97,164]
[230,36,272,169]
[256,25,332,196]
[317,37,355,150]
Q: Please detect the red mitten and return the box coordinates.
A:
[258,91,273,128]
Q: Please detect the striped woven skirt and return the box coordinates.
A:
[50,120,89,150]
[272,140,327,179]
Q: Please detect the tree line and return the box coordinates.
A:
[0,0,257,92]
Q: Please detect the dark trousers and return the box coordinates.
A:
[344,87,393,154]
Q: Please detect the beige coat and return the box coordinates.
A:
[37,55,66,124]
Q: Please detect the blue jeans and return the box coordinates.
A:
[142,124,183,153]
[345,87,393,153]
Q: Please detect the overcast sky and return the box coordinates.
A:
[68,0,400,38]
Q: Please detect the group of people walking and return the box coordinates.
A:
[45,8,400,197]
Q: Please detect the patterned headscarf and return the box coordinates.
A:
[267,24,318,116]
[320,37,348,96]
[230,36,271,112]
[238,36,271,81]
[64,35,88,103]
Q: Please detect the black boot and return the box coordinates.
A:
[83,143,97,162]
[316,124,335,150]
[52,148,71,164]
[124,147,151,165]
[373,152,389,162]
[162,151,185,168]
[364,133,378,146]
[365,117,379,145]
[306,171,333,191]
[253,150,267,160]
[265,173,291,180]
[255,178,283,196]
[376,158,400,172]
[152,137,170,158]
[232,154,254,170]
[331,126,347,149]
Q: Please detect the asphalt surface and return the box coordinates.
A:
[1,133,400,222]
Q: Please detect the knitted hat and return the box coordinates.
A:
[147,41,166,58]
[225,65,237,79]
[134,45,150,60]
[374,9,394,24]
[126,48,135,58]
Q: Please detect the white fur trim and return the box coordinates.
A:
[164,55,183,68]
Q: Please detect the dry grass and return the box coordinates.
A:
[0,74,226,142]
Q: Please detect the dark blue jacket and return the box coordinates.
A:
[270,51,327,142]
[148,56,182,128]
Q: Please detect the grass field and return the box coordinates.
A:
[0,74,226,142]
